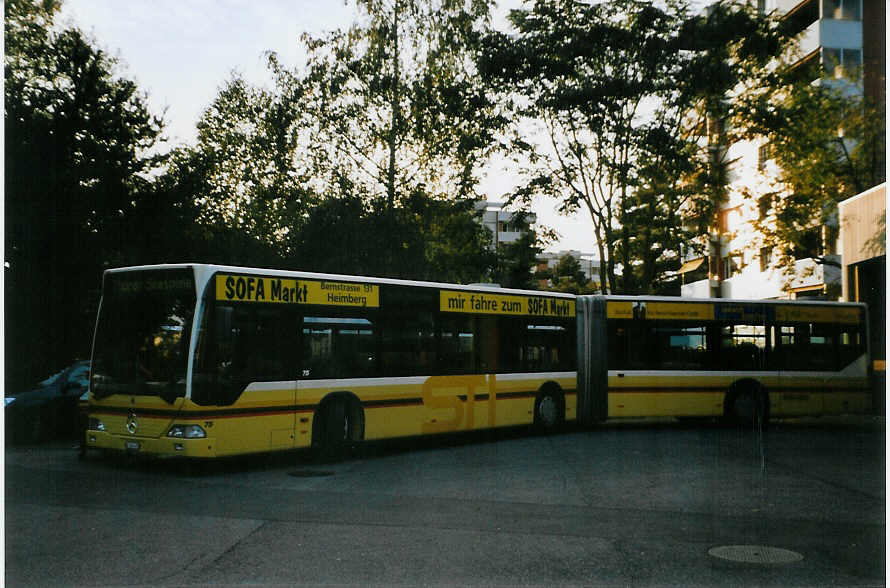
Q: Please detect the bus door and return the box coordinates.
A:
[196,303,300,453]
[824,320,869,414]
[773,322,825,416]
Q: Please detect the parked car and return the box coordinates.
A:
[5,361,89,443]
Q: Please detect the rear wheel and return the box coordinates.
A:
[728,384,769,429]
[534,387,565,433]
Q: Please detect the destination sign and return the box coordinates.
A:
[774,305,861,325]
[607,300,862,325]
[440,290,575,318]
[607,301,714,320]
[216,274,379,308]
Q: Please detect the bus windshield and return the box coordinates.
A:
[91,269,196,403]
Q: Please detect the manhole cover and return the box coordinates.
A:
[709,545,803,564]
[288,470,334,478]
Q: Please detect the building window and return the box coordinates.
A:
[757,194,774,220]
[757,142,771,171]
[759,246,774,272]
[823,47,862,80]
[792,229,822,260]
[722,255,741,279]
[822,0,860,20]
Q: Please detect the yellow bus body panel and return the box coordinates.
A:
[88,373,577,458]
[606,372,870,418]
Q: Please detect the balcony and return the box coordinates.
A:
[778,0,817,38]
[680,278,719,299]
[788,256,842,292]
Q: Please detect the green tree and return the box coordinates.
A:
[480,0,791,294]
[490,212,543,290]
[480,0,687,293]
[619,2,790,294]
[5,0,164,386]
[295,0,503,275]
[183,71,313,263]
[405,192,497,284]
[548,253,590,294]
[744,79,885,273]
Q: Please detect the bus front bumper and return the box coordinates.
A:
[85,431,218,458]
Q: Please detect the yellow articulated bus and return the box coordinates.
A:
[85,264,577,458]
[575,296,872,426]
[85,265,871,459]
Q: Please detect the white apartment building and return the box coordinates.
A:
[474,201,536,250]
[536,250,602,290]
[680,0,883,301]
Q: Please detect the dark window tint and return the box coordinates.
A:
[608,320,709,371]
[193,304,301,405]
[522,322,575,372]
[91,269,196,402]
[438,315,474,374]
[774,322,865,371]
[717,324,767,370]
[302,316,376,379]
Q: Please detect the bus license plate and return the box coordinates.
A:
[125,441,141,451]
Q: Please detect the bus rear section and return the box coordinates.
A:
[576,295,871,425]
[86,267,210,456]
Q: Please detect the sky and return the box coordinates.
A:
[57,0,597,255]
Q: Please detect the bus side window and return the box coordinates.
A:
[193,304,299,406]
[438,315,474,375]
[378,311,435,377]
[775,323,838,371]
[837,326,865,369]
[524,321,573,372]
[607,321,628,369]
[302,316,377,379]
[472,316,497,373]
[653,322,708,370]
[718,324,766,370]
[498,317,527,373]
[625,321,653,369]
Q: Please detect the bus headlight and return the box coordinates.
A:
[88,418,106,432]
[167,424,207,439]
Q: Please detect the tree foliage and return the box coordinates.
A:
[287,0,513,275]
[480,0,792,294]
[540,253,592,294]
[12,0,858,387]
[297,0,501,206]
[5,0,164,386]
[744,76,886,270]
[172,1,507,281]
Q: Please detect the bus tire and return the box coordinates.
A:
[726,381,769,429]
[312,395,364,461]
[534,385,565,433]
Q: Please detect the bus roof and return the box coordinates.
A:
[104,263,576,299]
[579,294,867,308]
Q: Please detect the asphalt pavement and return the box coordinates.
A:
[5,416,885,587]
